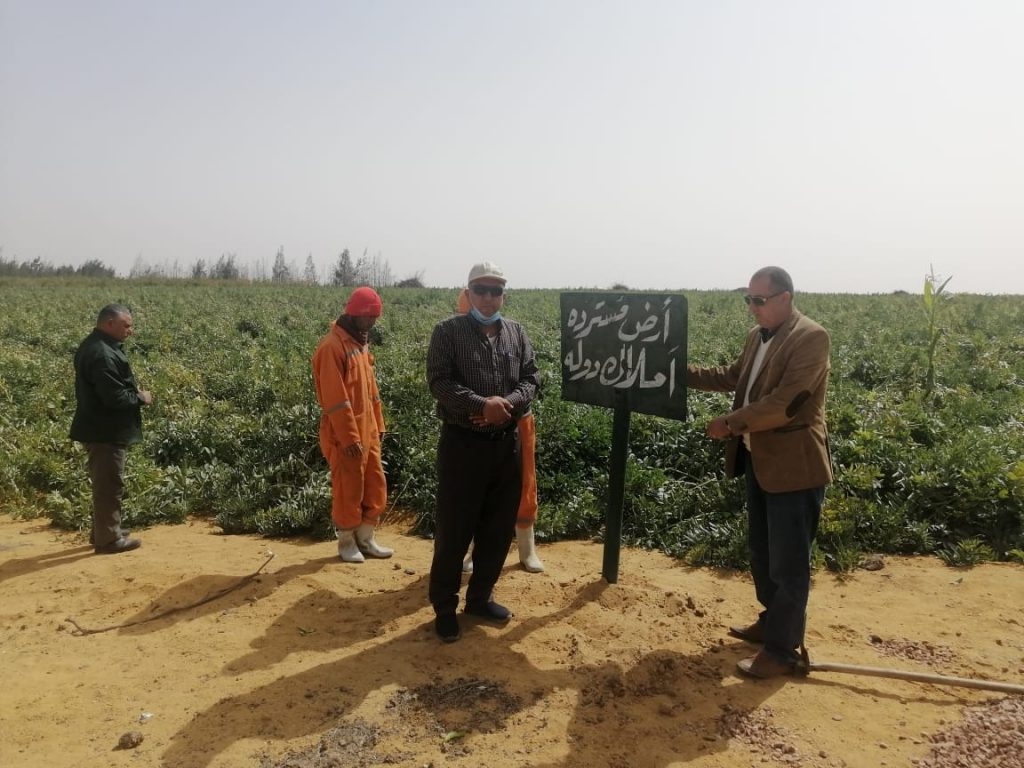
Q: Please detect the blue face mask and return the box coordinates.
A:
[469,307,502,325]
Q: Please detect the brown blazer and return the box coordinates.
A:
[687,309,832,493]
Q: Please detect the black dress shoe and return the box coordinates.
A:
[464,601,512,623]
[728,620,764,644]
[435,614,461,643]
[94,537,142,555]
[89,529,130,546]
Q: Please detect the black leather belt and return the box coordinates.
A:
[445,423,518,441]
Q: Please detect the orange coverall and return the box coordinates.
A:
[456,289,538,529]
[311,322,387,531]
[515,412,538,529]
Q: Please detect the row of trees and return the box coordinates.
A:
[1,248,423,288]
[0,253,116,278]
[147,248,423,287]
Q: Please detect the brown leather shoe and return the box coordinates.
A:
[737,649,796,679]
[728,620,764,644]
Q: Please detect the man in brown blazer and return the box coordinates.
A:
[688,266,831,678]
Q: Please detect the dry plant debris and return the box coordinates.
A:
[913,696,1024,768]
[718,704,803,765]
[390,676,522,736]
[869,634,958,667]
[260,719,408,768]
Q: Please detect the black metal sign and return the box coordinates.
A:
[560,292,688,421]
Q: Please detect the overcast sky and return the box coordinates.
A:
[2,1,1022,293]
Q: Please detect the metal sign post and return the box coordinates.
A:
[602,391,631,583]
[559,292,688,584]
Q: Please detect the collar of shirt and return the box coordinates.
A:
[470,315,503,338]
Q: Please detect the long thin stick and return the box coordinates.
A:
[798,647,1024,694]
[807,662,1024,694]
[66,551,276,636]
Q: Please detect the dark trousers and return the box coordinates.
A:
[745,464,824,663]
[86,443,127,548]
[429,425,521,616]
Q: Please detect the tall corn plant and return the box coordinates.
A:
[922,266,953,400]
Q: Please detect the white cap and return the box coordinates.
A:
[467,261,506,284]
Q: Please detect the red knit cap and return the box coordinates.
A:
[345,286,383,317]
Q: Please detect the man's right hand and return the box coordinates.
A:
[706,416,731,440]
[480,396,513,426]
[344,442,365,457]
[138,390,154,406]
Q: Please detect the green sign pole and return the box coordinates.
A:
[602,390,631,584]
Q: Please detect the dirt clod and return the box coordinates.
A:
[116,731,144,750]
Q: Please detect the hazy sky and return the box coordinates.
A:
[2,1,1022,293]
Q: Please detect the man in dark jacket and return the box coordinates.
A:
[426,261,541,642]
[71,304,153,554]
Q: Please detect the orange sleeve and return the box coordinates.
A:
[365,351,386,434]
[313,337,362,448]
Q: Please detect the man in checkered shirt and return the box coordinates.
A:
[426,261,541,643]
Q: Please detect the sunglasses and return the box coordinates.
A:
[471,284,504,297]
[743,291,785,307]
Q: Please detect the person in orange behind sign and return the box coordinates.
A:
[455,289,545,574]
[311,286,394,563]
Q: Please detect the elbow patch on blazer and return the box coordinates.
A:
[786,391,811,417]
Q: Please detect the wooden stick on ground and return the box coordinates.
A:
[797,647,1024,695]
[65,551,276,636]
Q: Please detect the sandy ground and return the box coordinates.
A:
[1,514,1022,768]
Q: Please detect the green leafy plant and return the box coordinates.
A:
[936,537,995,567]
[922,266,953,400]
[823,544,862,575]
[1,278,1022,569]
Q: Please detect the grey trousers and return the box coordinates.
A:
[86,443,127,548]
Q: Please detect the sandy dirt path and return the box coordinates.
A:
[1,514,1021,767]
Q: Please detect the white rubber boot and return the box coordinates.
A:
[337,529,365,563]
[517,526,544,573]
[356,523,394,559]
[462,544,474,573]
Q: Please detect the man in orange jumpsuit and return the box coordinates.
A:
[312,286,393,563]
[456,289,544,573]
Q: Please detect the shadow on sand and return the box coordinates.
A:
[162,578,789,767]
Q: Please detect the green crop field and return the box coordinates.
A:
[2,277,1022,570]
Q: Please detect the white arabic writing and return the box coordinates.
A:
[563,297,678,394]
